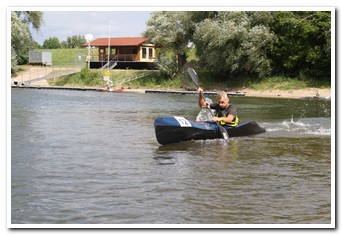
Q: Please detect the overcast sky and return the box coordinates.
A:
[31,11,152,45]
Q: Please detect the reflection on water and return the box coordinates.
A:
[153,136,331,224]
[11,89,332,225]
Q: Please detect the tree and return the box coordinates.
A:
[16,11,43,31]
[11,12,30,73]
[62,35,87,48]
[43,37,61,49]
[143,11,193,72]
[11,11,43,74]
[144,10,331,81]
[194,12,276,78]
[270,11,331,80]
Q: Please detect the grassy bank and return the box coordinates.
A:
[35,48,87,67]
[48,68,160,87]
[181,68,330,91]
[39,48,330,90]
[47,67,330,91]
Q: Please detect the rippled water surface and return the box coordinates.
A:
[11,89,332,225]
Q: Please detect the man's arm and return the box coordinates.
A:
[212,114,235,123]
[198,87,208,108]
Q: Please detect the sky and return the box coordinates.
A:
[31,11,152,45]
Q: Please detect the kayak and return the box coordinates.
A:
[154,116,266,145]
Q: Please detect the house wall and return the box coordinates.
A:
[97,45,157,62]
[139,46,156,62]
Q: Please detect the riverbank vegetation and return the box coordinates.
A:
[47,66,329,91]
[12,10,332,91]
[44,45,329,90]
[143,11,331,82]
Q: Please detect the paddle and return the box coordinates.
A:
[187,67,229,140]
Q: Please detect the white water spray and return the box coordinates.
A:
[196,97,215,121]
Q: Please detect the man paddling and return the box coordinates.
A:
[197,87,239,127]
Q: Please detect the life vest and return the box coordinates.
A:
[215,113,239,126]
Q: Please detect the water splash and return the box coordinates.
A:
[290,99,331,119]
[196,97,215,121]
[262,116,331,137]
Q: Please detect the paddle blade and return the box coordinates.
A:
[187,67,199,87]
[217,124,229,140]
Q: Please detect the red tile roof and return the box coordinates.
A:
[84,37,150,47]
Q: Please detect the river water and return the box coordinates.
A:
[11,89,333,226]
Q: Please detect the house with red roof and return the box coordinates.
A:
[84,37,158,70]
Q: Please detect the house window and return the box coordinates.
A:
[142,48,147,59]
[149,48,153,59]
[120,47,137,54]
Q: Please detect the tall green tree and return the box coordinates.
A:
[62,35,87,48]
[16,11,43,31]
[11,11,43,74]
[270,11,331,80]
[143,11,193,72]
[42,36,61,49]
[194,11,277,78]
[144,10,331,81]
[11,12,30,72]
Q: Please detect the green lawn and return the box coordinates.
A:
[35,48,88,67]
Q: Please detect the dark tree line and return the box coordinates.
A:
[143,11,332,81]
[42,35,87,49]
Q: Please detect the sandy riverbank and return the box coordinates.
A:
[12,66,332,99]
[237,87,332,99]
[11,66,78,86]
[101,86,332,99]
